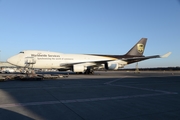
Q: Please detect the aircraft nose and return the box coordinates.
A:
[7,56,18,65]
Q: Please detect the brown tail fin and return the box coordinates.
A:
[125,38,147,56]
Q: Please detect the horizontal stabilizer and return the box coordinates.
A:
[160,52,172,58]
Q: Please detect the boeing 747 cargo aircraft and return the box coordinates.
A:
[7,38,171,74]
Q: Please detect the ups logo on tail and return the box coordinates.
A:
[137,44,144,53]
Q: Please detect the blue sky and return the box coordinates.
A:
[0,0,180,68]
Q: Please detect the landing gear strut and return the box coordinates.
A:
[84,68,94,74]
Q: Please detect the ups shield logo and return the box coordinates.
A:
[137,44,144,53]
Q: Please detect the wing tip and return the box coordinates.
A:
[160,52,172,58]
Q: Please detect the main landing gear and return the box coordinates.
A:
[75,68,94,74]
[84,68,94,74]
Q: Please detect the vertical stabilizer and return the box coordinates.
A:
[125,38,147,56]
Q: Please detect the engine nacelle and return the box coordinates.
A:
[105,62,118,70]
[73,64,87,72]
[105,61,126,70]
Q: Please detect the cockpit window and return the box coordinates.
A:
[19,51,24,54]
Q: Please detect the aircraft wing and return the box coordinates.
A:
[122,52,171,64]
[60,52,171,67]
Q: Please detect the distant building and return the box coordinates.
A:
[0,61,16,68]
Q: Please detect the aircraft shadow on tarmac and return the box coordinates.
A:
[0,108,34,120]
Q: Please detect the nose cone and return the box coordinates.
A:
[7,56,18,66]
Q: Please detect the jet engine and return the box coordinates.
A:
[72,64,87,72]
[105,61,126,70]
[105,62,118,70]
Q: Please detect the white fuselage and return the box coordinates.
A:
[7,50,126,69]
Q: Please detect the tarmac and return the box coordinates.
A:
[0,71,180,120]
